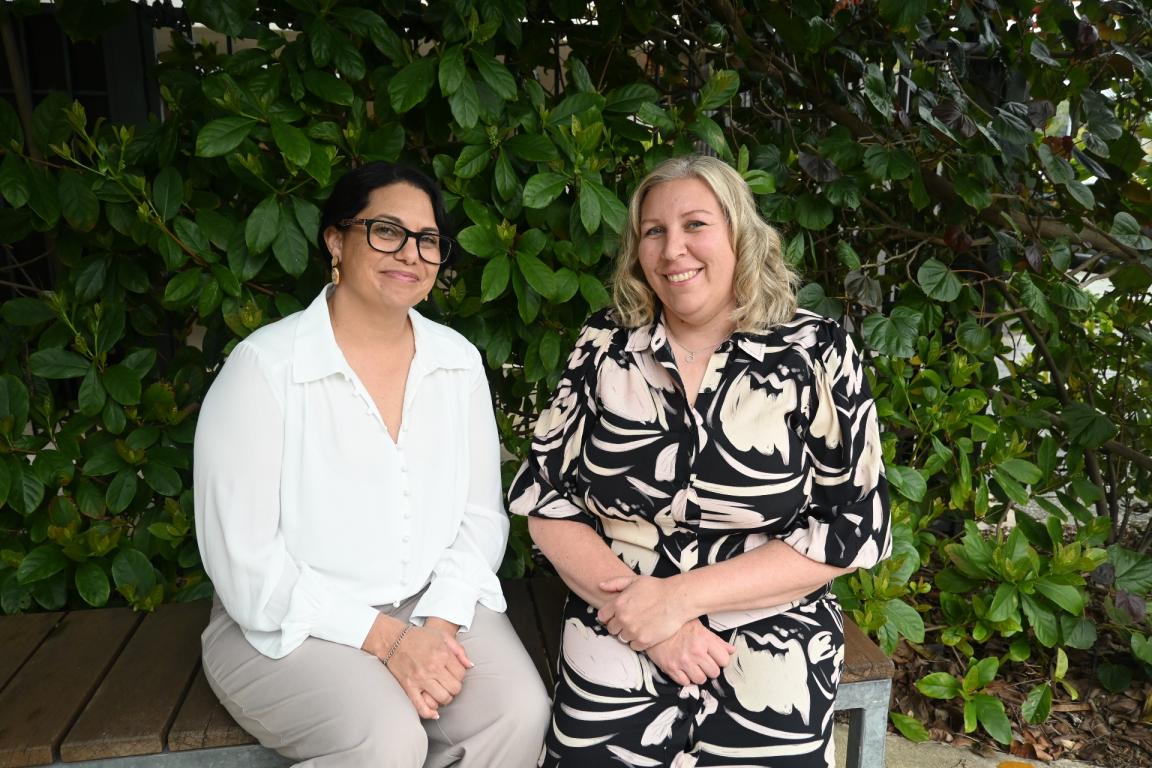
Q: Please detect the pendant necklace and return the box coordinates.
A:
[666,330,733,362]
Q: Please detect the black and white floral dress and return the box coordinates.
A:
[509,309,892,768]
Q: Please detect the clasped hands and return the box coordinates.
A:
[364,615,471,720]
[597,575,736,686]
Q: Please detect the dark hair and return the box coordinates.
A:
[318,162,455,264]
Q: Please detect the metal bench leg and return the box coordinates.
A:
[836,679,892,768]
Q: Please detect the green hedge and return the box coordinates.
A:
[0,0,1149,744]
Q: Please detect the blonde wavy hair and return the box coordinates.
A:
[611,154,799,332]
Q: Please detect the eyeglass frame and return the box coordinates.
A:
[337,217,456,265]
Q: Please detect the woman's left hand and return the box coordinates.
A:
[596,575,690,650]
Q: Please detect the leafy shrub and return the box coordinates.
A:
[0,0,1149,745]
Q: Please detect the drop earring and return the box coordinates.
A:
[330,255,341,285]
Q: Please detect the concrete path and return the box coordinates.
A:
[832,724,1104,768]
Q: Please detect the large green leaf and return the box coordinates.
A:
[1022,683,1053,724]
[863,145,916,180]
[471,52,517,100]
[246,196,282,255]
[517,253,557,299]
[455,145,490,179]
[29,348,90,379]
[17,544,68,584]
[795,194,833,230]
[2,298,55,326]
[953,175,992,211]
[111,549,156,600]
[273,217,309,277]
[195,117,257,157]
[389,58,437,114]
[604,83,660,113]
[103,364,143,405]
[548,92,605,125]
[481,254,511,301]
[0,152,31,207]
[142,463,182,497]
[523,173,569,209]
[301,71,355,106]
[1109,545,1152,593]
[688,116,731,160]
[582,180,627,234]
[887,465,926,502]
[58,171,99,231]
[916,672,962,700]
[0,98,24,150]
[971,694,1012,744]
[271,120,312,167]
[162,269,203,308]
[1062,403,1117,449]
[74,562,110,607]
[579,274,611,311]
[883,598,925,643]
[578,183,601,233]
[448,77,480,129]
[504,134,559,162]
[916,258,963,301]
[1109,212,1152,250]
[697,69,740,111]
[457,225,505,260]
[152,167,184,222]
[862,307,921,358]
[184,0,257,36]
[999,458,1042,484]
[438,45,466,95]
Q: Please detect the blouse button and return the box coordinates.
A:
[402,534,410,543]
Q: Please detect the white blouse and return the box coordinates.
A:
[194,287,509,659]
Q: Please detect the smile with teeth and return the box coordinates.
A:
[666,268,701,283]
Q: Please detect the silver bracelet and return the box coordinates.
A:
[382,624,412,666]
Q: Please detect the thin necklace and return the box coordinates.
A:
[666,330,733,362]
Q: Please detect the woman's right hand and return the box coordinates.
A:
[363,615,472,719]
[645,619,736,686]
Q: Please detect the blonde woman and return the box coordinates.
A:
[509,155,891,767]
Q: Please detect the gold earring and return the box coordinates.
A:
[330,256,340,285]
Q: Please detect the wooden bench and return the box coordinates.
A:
[0,578,893,768]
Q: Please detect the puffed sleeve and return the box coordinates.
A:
[508,313,616,526]
[784,322,892,569]
[411,361,509,630]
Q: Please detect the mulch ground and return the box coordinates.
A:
[888,638,1152,767]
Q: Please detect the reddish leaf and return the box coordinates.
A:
[798,151,841,182]
[944,225,973,253]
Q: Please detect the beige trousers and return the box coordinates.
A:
[202,595,551,768]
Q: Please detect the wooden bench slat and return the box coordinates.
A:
[167,669,256,752]
[500,578,551,686]
[0,608,140,768]
[0,612,62,694]
[842,618,894,684]
[59,602,209,762]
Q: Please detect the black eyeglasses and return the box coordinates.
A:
[338,218,455,265]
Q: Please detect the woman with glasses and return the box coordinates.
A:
[194,161,550,768]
